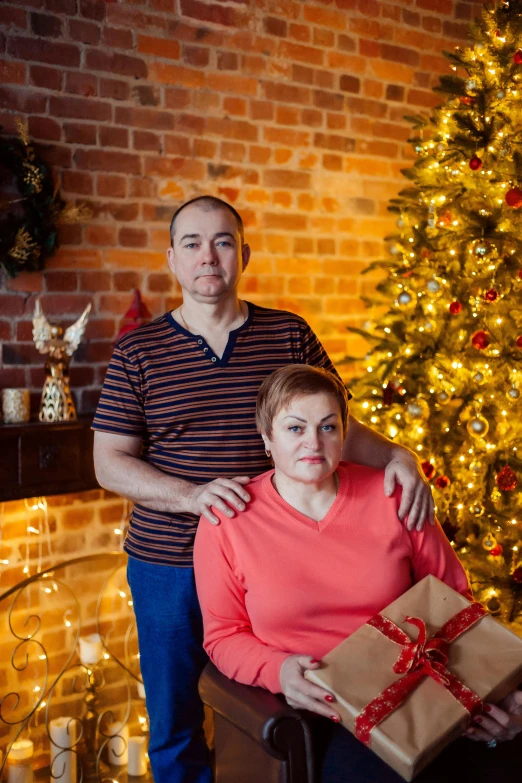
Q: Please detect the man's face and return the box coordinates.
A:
[167,205,250,303]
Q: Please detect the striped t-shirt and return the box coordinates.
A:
[92,302,339,566]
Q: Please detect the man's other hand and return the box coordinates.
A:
[384,449,435,532]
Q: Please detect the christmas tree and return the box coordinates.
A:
[347,0,522,625]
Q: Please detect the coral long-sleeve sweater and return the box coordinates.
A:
[193,463,471,695]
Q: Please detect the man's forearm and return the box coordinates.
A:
[95,451,195,514]
[342,415,416,468]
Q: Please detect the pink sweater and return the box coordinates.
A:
[194,462,471,695]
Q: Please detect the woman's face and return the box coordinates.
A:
[262,392,344,485]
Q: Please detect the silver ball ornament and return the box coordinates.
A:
[467,415,489,437]
[427,278,441,294]
[473,371,484,384]
[398,292,413,306]
[508,386,520,400]
[436,391,450,405]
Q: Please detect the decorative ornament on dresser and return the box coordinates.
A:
[0,119,90,279]
[32,298,91,422]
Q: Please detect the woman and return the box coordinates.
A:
[194,365,522,782]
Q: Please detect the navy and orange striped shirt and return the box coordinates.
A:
[92,302,339,566]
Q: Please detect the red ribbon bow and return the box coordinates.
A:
[354,602,487,746]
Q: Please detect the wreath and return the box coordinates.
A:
[0,120,89,279]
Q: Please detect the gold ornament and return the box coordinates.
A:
[491,488,502,503]
[32,298,91,422]
[436,391,451,406]
[405,397,430,421]
[472,504,485,517]
[466,414,489,438]
[482,532,497,551]
[470,460,484,474]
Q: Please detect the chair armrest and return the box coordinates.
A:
[199,662,309,757]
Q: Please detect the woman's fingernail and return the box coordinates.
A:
[310,659,321,665]
[325,694,335,703]
[330,715,340,723]
[484,705,492,713]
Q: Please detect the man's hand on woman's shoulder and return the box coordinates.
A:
[384,447,435,532]
[190,476,252,525]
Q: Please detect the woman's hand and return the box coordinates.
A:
[384,448,435,532]
[279,655,341,722]
[463,691,522,743]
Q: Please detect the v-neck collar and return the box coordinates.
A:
[165,302,253,367]
[262,465,352,533]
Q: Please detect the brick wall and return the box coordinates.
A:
[0,0,480,414]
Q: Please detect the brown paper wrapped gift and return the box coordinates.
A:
[305,575,522,780]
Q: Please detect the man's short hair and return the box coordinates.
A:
[169,196,244,246]
[256,364,350,439]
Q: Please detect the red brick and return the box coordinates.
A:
[99,126,129,148]
[313,89,344,112]
[314,132,355,152]
[64,122,97,145]
[0,87,46,114]
[221,141,246,162]
[304,5,346,30]
[264,17,287,37]
[264,212,308,231]
[264,81,310,105]
[338,33,356,51]
[264,170,310,189]
[422,16,443,33]
[0,59,26,85]
[150,62,204,87]
[30,64,62,90]
[217,51,238,70]
[180,0,248,28]
[340,74,360,93]
[264,126,310,147]
[164,134,192,155]
[68,19,100,45]
[2,7,28,29]
[207,117,258,143]
[46,0,78,13]
[302,108,322,127]
[0,321,12,341]
[278,40,324,66]
[75,149,141,174]
[416,0,452,11]
[182,45,210,67]
[113,272,140,291]
[34,141,72,168]
[207,73,258,96]
[62,170,94,195]
[144,157,205,179]
[313,27,335,47]
[250,99,274,121]
[8,36,80,67]
[81,272,112,291]
[85,225,117,245]
[2,343,42,366]
[115,106,175,131]
[290,23,311,43]
[0,295,25,317]
[102,27,134,49]
[50,95,110,121]
[65,72,97,97]
[80,0,105,22]
[58,223,83,245]
[138,35,180,60]
[134,130,162,152]
[119,228,148,248]
[96,174,127,198]
[100,78,130,102]
[193,138,217,158]
[28,115,61,141]
[381,43,420,66]
[85,49,148,79]
[31,11,62,37]
[165,87,190,109]
[45,271,78,292]
[224,96,247,116]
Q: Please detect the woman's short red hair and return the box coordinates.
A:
[256,364,350,438]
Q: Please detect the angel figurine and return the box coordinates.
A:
[32,298,91,422]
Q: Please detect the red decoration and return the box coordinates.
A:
[435,475,450,489]
[421,461,435,480]
[438,210,453,227]
[449,301,462,315]
[518,269,522,280]
[496,466,518,492]
[489,544,503,557]
[115,289,152,342]
[505,187,522,208]
[517,335,522,349]
[469,156,482,171]
[513,567,522,584]
[483,289,498,302]
[471,330,491,350]
[354,604,487,746]
[460,96,474,105]
[383,382,397,407]
[514,49,522,65]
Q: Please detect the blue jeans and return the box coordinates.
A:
[127,557,212,783]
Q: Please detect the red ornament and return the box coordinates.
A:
[460,96,474,105]
[471,330,491,350]
[421,461,435,480]
[115,289,152,342]
[489,544,503,557]
[383,382,396,407]
[496,466,517,492]
[505,187,522,208]
[513,567,522,583]
[514,49,522,64]
[517,335,522,349]
[435,475,450,489]
[449,301,462,315]
[518,269,522,280]
[483,289,498,302]
[469,156,482,171]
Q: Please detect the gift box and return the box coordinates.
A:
[305,575,522,780]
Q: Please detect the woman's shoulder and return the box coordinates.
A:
[338,461,386,486]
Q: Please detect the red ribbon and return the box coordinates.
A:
[354,602,487,746]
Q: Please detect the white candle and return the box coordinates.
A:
[7,740,33,783]
[78,634,103,666]
[127,737,147,777]
[137,681,146,700]
[107,722,129,766]
[49,717,77,783]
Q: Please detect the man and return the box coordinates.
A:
[93,196,434,783]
